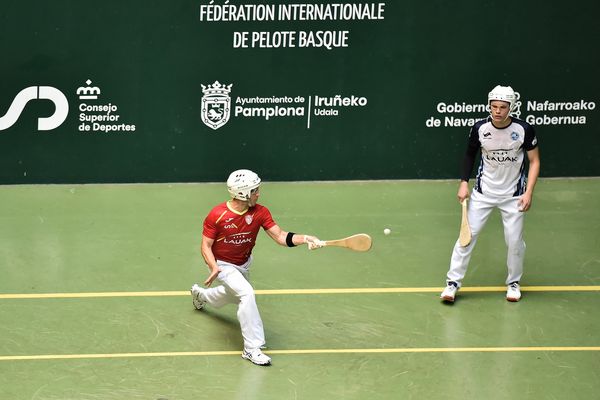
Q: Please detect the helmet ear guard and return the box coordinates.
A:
[488,85,517,112]
[227,169,261,201]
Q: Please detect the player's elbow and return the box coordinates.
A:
[277,232,288,246]
[273,231,288,246]
[267,227,288,246]
[200,242,212,259]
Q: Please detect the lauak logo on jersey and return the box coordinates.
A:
[201,81,232,130]
[223,232,253,245]
[486,150,518,163]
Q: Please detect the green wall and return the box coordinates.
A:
[1,0,598,183]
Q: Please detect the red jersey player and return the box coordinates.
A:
[191,169,322,366]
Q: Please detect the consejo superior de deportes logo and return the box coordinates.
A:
[1,80,135,133]
[0,86,69,131]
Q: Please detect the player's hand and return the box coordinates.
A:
[304,235,325,250]
[518,192,533,212]
[204,268,221,287]
[457,181,470,203]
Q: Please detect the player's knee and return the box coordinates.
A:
[237,288,256,302]
[507,240,525,253]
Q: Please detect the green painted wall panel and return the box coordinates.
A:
[1,1,598,183]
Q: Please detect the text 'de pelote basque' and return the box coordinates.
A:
[198,2,386,50]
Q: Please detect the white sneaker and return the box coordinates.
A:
[242,348,271,366]
[190,284,207,310]
[506,282,521,302]
[440,282,458,303]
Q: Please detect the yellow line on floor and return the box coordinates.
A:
[0,291,186,299]
[0,286,599,299]
[2,346,599,362]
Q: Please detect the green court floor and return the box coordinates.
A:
[1,178,599,399]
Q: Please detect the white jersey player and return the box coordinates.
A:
[441,85,541,303]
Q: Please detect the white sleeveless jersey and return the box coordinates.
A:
[470,117,538,197]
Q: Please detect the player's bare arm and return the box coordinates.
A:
[200,235,221,286]
[265,224,321,247]
[519,147,541,212]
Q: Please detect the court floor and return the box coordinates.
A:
[1,178,599,399]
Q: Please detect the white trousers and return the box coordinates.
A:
[446,190,526,287]
[201,257,266,351]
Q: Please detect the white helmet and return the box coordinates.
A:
[227,169,261,201]
[488,85,517,111]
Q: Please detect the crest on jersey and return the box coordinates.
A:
[245,214,253,225]
[511,132,519,141]
[201,81,232,130]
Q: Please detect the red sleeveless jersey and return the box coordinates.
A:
[203,201,277,265]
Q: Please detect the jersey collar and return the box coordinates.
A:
[226,200,248,215]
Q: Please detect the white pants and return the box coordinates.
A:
[446,190,526,287]
[201,257,266,351]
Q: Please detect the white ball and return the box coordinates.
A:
[384,228,391,235]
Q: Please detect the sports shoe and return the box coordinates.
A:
[242,348,271,366]
[190,284,207,310]
[440,282,458,303]
[506,282,521,302]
